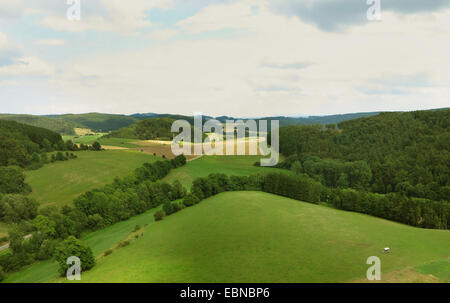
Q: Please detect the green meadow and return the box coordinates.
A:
[62,135,141,148]
[26,150,157,208]
[164,155,289,188]
[35,191,450,283]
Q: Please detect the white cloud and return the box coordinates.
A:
[0,56,55,76]
[37,0,173,34]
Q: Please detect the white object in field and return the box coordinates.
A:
[383,247,390,253]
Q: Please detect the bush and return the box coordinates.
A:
[182,193,200,207]
[104,249,113,256]
[54,236,95,276]
[133,225,141,232]
[118,240,130,248]
[154,210,165,221]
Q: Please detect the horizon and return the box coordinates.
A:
[0,106,448,119]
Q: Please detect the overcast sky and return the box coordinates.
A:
[0,0,449,117]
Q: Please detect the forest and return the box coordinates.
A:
[275,109,450,202]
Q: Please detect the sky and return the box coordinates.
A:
[0,0,449,117]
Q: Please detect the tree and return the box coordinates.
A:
[0,166,31,194]
[291,161,303,175]
[0,195,39,223]
[154,210,164,221]
[32,215,56,237]
[92,141,102,151]
[54,236,95,276]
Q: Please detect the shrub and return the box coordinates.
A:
[104,249,113,256]
[118,240,130,248]
[154,210,165,221]
[133,225,141,232]
[182,193,200,207]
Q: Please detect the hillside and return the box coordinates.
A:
[0,120,64,167]
[277,109,450,201]
[48,113,139,133]
[0,114,75,135]
[10,191,447,283]
[25,150,157,207]
[106,118,176,140]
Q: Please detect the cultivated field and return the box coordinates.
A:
[8,191,446,283]
[26,150,157,207]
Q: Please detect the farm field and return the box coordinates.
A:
[35,191,450,283]
[163,155,289,188]
[3,206,163,283]
[26,150,157,208]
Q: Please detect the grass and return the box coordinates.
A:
[26,150,157,208]
[3,206,162,283]
[164,155,289,188]
[61,134,141,148]
[40,191,450,283]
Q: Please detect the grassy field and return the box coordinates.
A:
[26,150,157,207]
[62,134,141,148]
[38,191,450,283]
[164,155,289,188]
[3,206,162,283]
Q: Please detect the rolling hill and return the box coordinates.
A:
[25,150,157,207]
[0,114,75,135]
[6,191,448,283]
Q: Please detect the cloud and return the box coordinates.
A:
[38,0,173,34]
[0,56,55,76]
[35,39,65,46]
[270,0,450,31]
[262,61,313,70]
[0,32,22,66]
[1,1,450,116]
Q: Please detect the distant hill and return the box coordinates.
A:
[0,114,76,135]
[0,120,63,167]
[107,118,176,140]
[49,113,139,133]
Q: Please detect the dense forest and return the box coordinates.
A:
[0,120,65,168]
[107,118,177,140]
[0,115,75,135]
[275,109,450,202]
